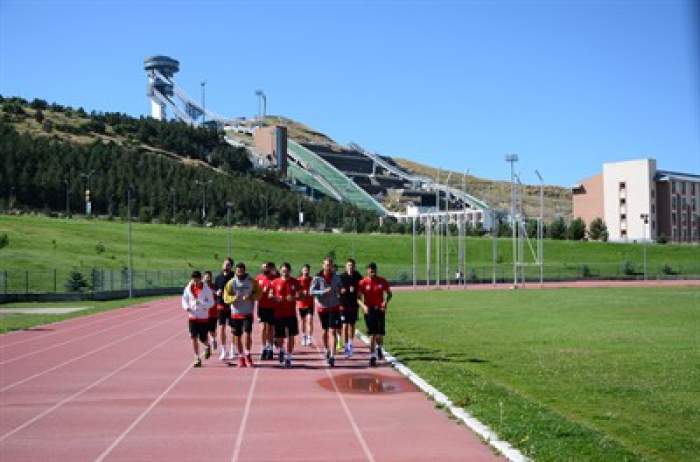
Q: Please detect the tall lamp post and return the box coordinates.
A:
[194,179,212,223]
[535,170,545,287]
[81,169,96,216]
[640,213,649,281]
[226,201,233,258]
[255,89,266,127]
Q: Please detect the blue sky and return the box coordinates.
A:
[1,0,698,186]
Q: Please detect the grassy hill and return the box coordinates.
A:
[1,215,698,293]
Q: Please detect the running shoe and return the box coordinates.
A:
[227,351,237,360]
[219,348,227,361]
[193,358,202,368]
[246,354,254,367]
[376,347,384,360]
[285,358,291,368]
[278,351,285,365]
[325,350,331,361]
[347,344,354,358]
[369,357,377,368]
[328,356,335,367]
[204,346,211,360]
[238,357,246,368]
[306,335,314,346]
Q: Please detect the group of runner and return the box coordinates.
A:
[181,257,392,369]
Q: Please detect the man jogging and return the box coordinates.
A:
[310,257,343,367]
[340,259,363,358]
[224,262,261,368]
[204,271,218,351]
[182,270,215,367]
[358,262,392,367]
[214,259,235,360]
[270,262,300,368]
[255,262,278,360]
[297,264,314,346]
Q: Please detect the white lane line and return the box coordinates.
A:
[0,307,167,366]
[0,306,139,349]
[0,330,181,442]
[0,316,179,392]
[313,343,375,462]
[231,367,259,462]
[94,361,193,462]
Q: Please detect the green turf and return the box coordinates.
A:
[1,215,699,294]
[383,286,700,461]
[0,296,171,333]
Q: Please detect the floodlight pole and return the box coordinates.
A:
[535,170,545,287]
[426,215,431,287]
[255,90,266,127]
[81,169,96,216]
[506,154,519,287]
[194,179,212,223]
[412,216,417,289]
[462,170,469,287]
[127,186,134,298]
[445,172,452,289]
[435,170,441,287]
[641,213,649,280]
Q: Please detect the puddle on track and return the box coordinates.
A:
[317,373,419,394]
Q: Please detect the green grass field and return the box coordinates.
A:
[385,286,700,461]
[0,296,170,333]
[1,215,699,294]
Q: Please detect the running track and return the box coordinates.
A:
[0,299,502,461]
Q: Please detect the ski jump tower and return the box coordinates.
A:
[144,55,180,121]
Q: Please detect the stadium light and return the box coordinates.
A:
[505,154,518,287]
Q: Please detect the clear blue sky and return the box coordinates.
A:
[1,0,698,187]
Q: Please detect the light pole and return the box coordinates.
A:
[63,179,70,215]
[640,213,649,280]
[506,154,518,287]
[255,89,266,127]
[194,179,212,223]
[226,201,233,258]
[412,215,417,289]
[81,169,96,216]
[201,81,206,124]
[535,170,545,287]
[127,185,134,298]
[445,172,452,289]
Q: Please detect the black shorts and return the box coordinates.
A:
[258,307,274,324]
[274,316,299,338]
[298,306,315,317]
[364,307,386,336]
[188,320,209,343]
[229,315,254,337]
[207,318,217,333]
[341,309,358,325]
[217,309,231,326]
[319,310,342,330]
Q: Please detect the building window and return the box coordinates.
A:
[651,204,656,214]
[672,213,676,225]
[620,213,627,221]
[682,182,686,194]
[621,230,627,238]
[651,189,656,199]
[682,197,687,210]
[692,183,696,196]
[619,182,626,191]
[672,182,677,194]
[652,220,656,230]
[693,198,697,211]
[672,196,677,210]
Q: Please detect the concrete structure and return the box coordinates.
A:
[253,126,288,174]
[572,158,700,243]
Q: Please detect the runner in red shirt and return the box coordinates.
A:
[358,262,393,367]
[255,262,279,361]
[296,264,314,346]
[270,262,300,368]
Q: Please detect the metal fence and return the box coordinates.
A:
[1,263,699,295]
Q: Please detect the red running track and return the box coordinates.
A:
[0,298,502,461]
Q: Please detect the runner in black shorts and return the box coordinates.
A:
[224,262,261,368]
[297,264,315,346]
[340,259,362,358]
[358,262,392,367]
[214,259,235,360]
[255,262,278,360]
[270,263,300,368]
[182,270,215,367]
[310,257,343,367]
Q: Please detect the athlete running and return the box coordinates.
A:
[340,259,363,358]
[296,264,314,346]
[255,262,278,360]
[223,262,261,368]
[270,262,301,368]
[214,258,236,360]
[310,257,343,367]
[358,262,393,367]
[182,270,215,367]
[204,271,218,350]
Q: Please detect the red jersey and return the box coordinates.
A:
[255,273,278,309]
[206,281,217,318]
[270,277,300,318]
[296,275,313,309]
[359,276,390,308]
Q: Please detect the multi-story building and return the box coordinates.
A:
[572,159,699,243]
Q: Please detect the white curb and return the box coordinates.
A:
[357,332,530,462]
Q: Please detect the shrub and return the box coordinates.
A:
[622,261,636,276]
[0,232,8,249]
[95,242,105,254]
[64,270,91,292]
[662,264,674,275]
[581,264,591,278]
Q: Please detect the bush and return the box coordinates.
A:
[397,271,410,283]
[64,270,91,292]
[622,261,636,276]
[0,232,8,249]
[581,264,591,278]
[95,242,105,254]
[662,264,674,275]
[657,235,668,244]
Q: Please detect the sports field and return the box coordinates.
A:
[386,286,700,461]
